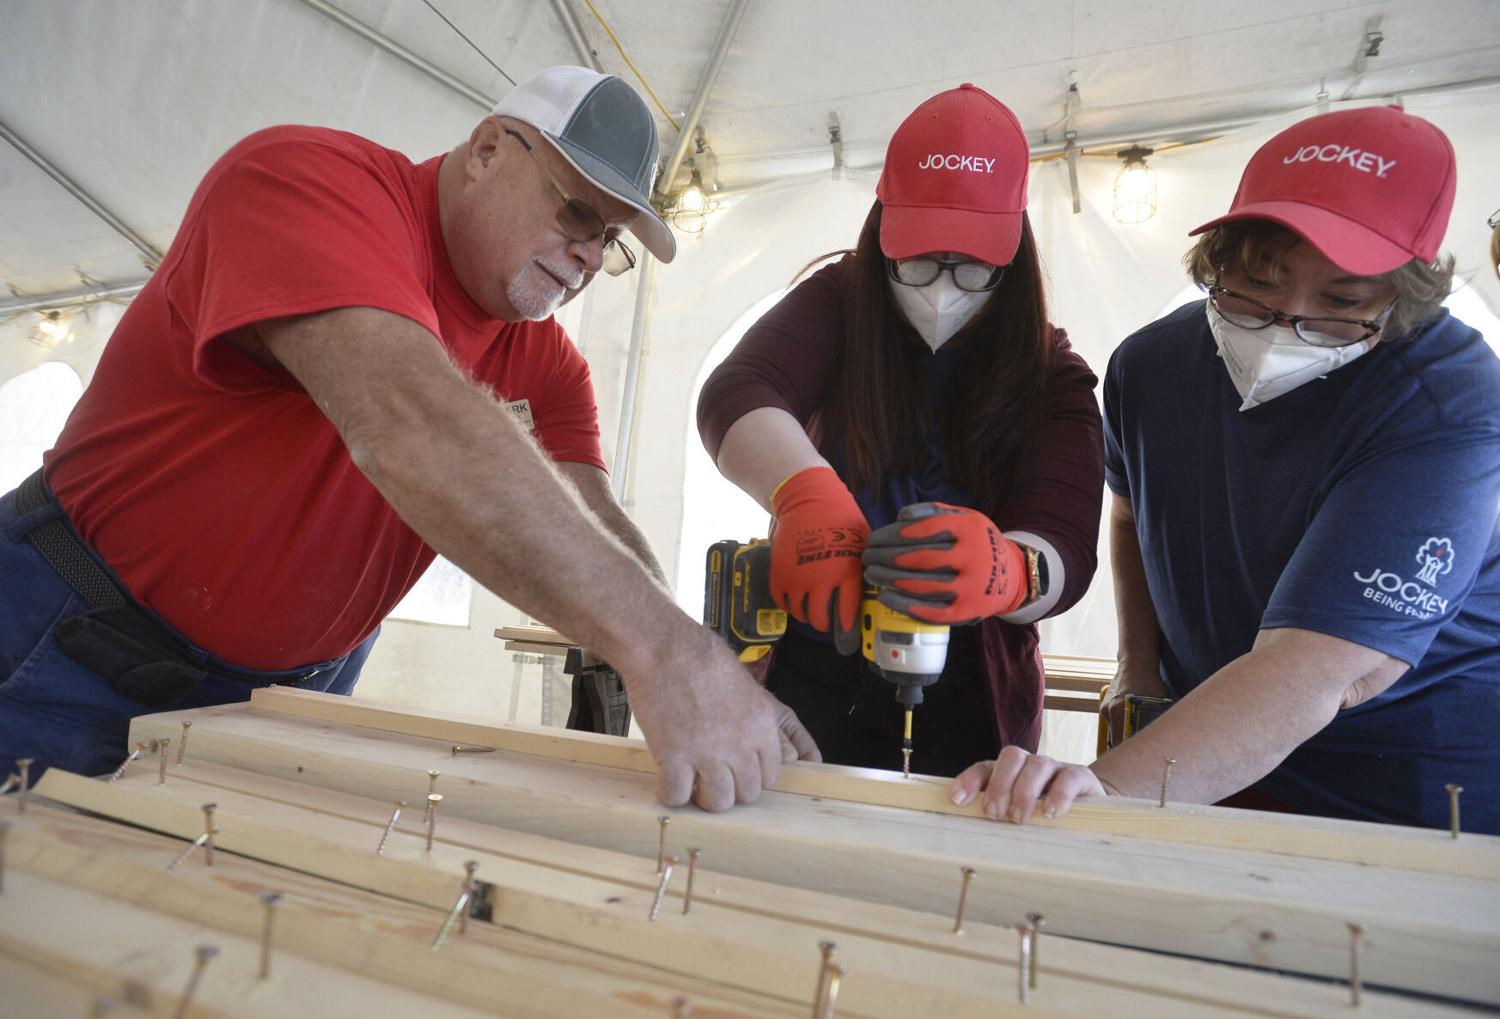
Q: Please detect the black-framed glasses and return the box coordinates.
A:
[888,256,1005,292]
[505,129,636,276]
[1208,284,1389,347]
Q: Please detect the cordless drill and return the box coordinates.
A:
[705,539,950,777]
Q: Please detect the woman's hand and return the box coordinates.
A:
[949,746,1106,822]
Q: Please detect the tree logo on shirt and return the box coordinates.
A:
[1415,538,1454,587]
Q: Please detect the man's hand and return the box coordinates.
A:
[949,746,1107,823]
[863,503,1026,624]
[627,628,788,811]
[1100,663,1170,749]
[768,690,822,763]
[769,466,868,653]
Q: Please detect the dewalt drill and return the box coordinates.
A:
[705,538,949,777]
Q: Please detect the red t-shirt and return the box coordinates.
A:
[44,126,606,669]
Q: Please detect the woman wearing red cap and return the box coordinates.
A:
[953,106,1500,835]
[697,85,1105,776]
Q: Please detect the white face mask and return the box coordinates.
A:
[1206,302,1373,411]
[889,274,990,351]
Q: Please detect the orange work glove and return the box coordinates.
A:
[769,466,868,653]
[862,502,1026,624]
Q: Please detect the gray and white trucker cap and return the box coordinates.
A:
[495,65,675,263]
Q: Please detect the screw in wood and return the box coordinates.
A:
[108,744,144,784]
[1347,922,1364,1007]
[425,793,443,852]
[450,744,495,754]
[157,738,171,785]
[656,815,670,873]
[952,866,976,934]
[201,803,217,866]
[432,873,475,951]
[818,962,845,1019]
[812,940,837,1015]
[1159,757,1177,808]
[1017,924,1033,1005]
[165,831,212,873]
[176,721,191,764]
[14,759,32,814]
[375,800,405,856]
[173,944,219,1019]
[1026,913,1045,990]
[1446,784,1463,840]
[258,892,282,980]
[682,848,701,915]
[426,768,441,795]
[670,995,691,1018]
[649,855,676,921]
[458,861,479,934]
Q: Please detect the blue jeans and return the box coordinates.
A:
[0,483,377,781]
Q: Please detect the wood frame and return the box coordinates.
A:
[250,685,1500,880]
[26,772,1484,1017]
[118,701,1500,1004]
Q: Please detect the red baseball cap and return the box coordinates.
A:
[1191,105,1456,276]
[877,84,1030,266]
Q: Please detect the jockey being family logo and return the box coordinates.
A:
[1352,537,1456,621]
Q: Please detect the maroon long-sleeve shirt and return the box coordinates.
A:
[698,258,1104,751]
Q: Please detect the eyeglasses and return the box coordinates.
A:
[888,256,1005,292]
[505,129,636,276]
[1208,284,1389,347]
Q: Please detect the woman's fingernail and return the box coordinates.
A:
[1008,807,1022,824]
[1045,805,1058,819]
[950,787,971,806]
[985,800,1002,820]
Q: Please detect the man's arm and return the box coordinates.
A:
[951,627,1408,820]
[557,461,668,588]
[255,306,784,810]
[1100,493,1168,741]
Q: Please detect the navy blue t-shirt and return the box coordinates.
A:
[1104,300,1500,833]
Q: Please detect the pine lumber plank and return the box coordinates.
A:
[34,769,1002,1018]
[127,703,1500,1004]
[6,802,805,1019]
[0,869,496,1018]
[27,773,1482,1018]
[248,685,1500,881]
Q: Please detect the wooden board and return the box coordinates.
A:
[6,802,806,1019]
[125,702,1500,1004]
[249,685,1500,881]
[25,774,1484,1017]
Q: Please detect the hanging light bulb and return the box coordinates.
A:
[1113,146,1157,225]
[670,169,714,235]
[29,309,74,348]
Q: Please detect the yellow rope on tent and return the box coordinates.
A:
[580,0,681,132]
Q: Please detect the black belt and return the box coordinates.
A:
[16,469,129,609]
[14,470,303,701]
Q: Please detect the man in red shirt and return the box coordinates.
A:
[0,65,808,809]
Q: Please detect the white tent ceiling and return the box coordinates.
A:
[3,0,1499,304]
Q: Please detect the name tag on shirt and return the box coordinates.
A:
[505,398,535,433]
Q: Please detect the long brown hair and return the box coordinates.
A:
[818,200,1053,513]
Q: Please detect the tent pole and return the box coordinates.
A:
[290,0,494,109]
[655,0,753,199]
[0,119,163,270]
[0,282,146,317]
[612,253,657,502]
[613,0,751,503]
[548,0,603,72]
